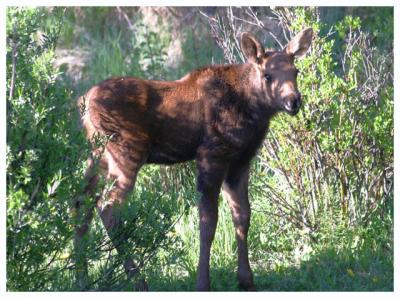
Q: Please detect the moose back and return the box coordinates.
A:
[74,28,313,291]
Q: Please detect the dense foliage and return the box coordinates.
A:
[6,7,393,291]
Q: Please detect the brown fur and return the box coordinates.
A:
[74,29,313,291]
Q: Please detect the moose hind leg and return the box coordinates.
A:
[97,147,148,291]
[222,162,255,291]
[73,157,103,290]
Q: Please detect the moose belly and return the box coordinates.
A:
[147,146,195,164]
[146,122,203,165]
[147,137,200,164]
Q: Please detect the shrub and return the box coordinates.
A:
[6,7,85,290]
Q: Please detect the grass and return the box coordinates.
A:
[137,192,392,291]
[74,190,392,291]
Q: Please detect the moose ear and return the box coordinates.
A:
[285,28,313,58]
[241,32,265,63]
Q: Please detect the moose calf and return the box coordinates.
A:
[75,28,313,291]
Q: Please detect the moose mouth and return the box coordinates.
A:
[284,102,301,115]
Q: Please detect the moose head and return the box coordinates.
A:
[241,28,313,115]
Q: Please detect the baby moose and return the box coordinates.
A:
[74,28,313,291]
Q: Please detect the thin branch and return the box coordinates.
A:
[26,178,42,210]
[245,7,284,49]
[8,26,18,103]
[116,7,134,31]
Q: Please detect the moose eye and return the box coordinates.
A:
[264,74,272,83]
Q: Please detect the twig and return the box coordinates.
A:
[26,178,42,210]
[8,26,18,103]
[116,7,134,31]
[245,7,284,49]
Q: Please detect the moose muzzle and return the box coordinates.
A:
[283,93,302,115]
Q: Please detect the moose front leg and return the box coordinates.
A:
[222,162,255,291]
[196,149,227,291]
[197,188,220,291]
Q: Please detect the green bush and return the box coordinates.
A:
[258,7,393,231]
[6,7,184,291]
[6,7,85,290]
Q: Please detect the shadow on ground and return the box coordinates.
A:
[145,244,393,291]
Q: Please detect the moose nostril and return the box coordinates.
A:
[294,98,300,109]
[293,94,301,109]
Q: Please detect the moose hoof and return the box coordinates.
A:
[196,281,211,291]
[238,272,256,291]
[197,286,211,291]
[134,279,149,291]
[238,281,256,291]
